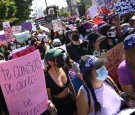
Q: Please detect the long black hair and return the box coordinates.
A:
[83,68,120,114]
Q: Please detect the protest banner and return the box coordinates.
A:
[52,19,63,31]
[15,31,31,43]
[114,0,135,15]
[35,17,46,29]
[3,22,14,42]
[12,46,36,59]
[0,50,48,114]
[0,34,7,42]
[100,42,124,82]
[39,25,50,33]
[12,26,21,34]
[12,46,27,53]
[21,22,32,31]
[87,5,99,18]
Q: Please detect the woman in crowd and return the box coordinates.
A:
[87,32,107,57]
[44,48,76,115]
[118,34,135,100]
[76,55,135,115]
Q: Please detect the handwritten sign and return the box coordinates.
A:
[100,42,124,82]
[87,5,99,18]
[114,0,135,15]
[21,22,32,31]
[12,26,21,34]
[3,27,14,42]
[15,31,31,43]
[12,46,36,59]
[0,50,48,114]
[52,19,63,31]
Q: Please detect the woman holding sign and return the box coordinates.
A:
[44,48,76,115]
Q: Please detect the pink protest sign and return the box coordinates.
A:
[12,45,36,59]
[0,50,48,115]
[4,27,14,42]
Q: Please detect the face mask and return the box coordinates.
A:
[55,54,65,68]
[96,66,108,81]
[72,34,79,41]
[11,45,16,50]
[58,31,63,35]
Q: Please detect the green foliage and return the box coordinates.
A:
[0,0,17,23]
[60,10,70,17]
[14,0,33,23]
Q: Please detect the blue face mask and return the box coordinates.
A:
[96,66,108,81]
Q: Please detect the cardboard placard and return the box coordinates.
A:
[12,46,36,59]
[12,26,21,34]
[21,22,32,31]
[15,31,31,43]
[0,50,48,114]
[114,0,135,15]
[99,42,124,82]
[52,19,63,31]
[3,27,14,42]
[87,5,99,18]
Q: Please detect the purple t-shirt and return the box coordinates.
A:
[118,60,134,85]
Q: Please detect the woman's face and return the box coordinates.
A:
[91,68,98,81]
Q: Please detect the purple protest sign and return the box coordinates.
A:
[21,22,32,31]
[0,34,7,41]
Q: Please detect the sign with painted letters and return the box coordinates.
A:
[114,0,135,15]
[100,42,124,82]
[12,46,36,59]
[0,50,48,114]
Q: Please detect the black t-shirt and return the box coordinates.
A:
[66,40,89,62]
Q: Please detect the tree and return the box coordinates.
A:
[0,0,17,23]
[60,10,70,17]
[14,0,33,24]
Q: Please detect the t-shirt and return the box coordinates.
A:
[66,40,89,62]
[80,82,121,115]
[118,60,134,85]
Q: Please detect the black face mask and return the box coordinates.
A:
[55,54,65,68]
[72,34,79,41]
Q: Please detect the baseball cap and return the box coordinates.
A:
[87,32,106,45]
[45,48,63,61]
[80,55,107,75]
[124,34,135,50]
[52,38,62,47]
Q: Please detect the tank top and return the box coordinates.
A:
[80,82,121,115]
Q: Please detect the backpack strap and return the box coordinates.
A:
[83,84,91,107]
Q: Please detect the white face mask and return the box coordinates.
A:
[58,31,63,35]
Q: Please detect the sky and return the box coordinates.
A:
[31,0,67,14]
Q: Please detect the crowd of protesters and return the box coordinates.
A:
[0,12,135,115]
